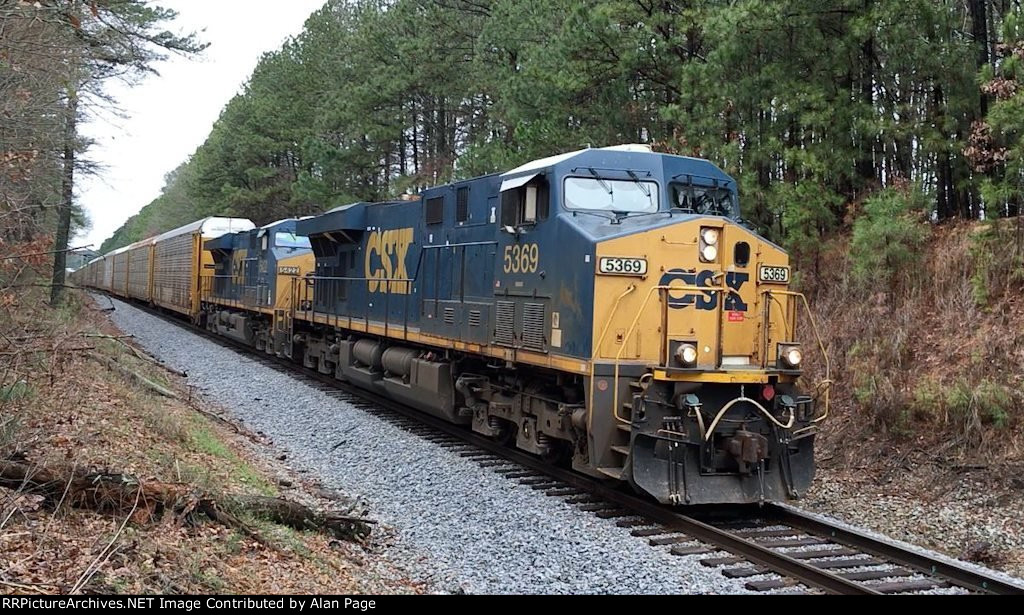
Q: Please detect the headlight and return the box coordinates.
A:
[701,228,719,245]
[780,344,802,368]
[700,245,718,262]
[675,343,698,366]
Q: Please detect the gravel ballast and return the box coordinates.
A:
[104,297,754,594]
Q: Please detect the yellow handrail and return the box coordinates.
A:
[611,284,726,424]
[588,284,636,432]
[762,289,831,424]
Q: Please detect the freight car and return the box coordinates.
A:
[84,217,256,313]
[80,145,830,506]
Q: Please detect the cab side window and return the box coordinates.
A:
[501,177,549,227]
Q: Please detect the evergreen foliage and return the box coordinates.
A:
[101,0,1024,253]
[849,185,929,291]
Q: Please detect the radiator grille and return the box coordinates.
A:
[443,306,456,325]
[468,310,481,327]
[522,303,546,351]
[494,301,515,346]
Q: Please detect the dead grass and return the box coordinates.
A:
[0,286,421,594]
[800,219,1024,483]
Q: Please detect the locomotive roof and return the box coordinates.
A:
[105,245,132,257]
[151,217,256,244]
[297,202,372,237]
[500,144,735,189]
[259,217,314,230]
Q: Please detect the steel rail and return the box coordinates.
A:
[766,505,1024,595]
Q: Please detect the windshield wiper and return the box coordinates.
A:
[570,210,619,223]
[587,167,613,195]
[626,169,651,198]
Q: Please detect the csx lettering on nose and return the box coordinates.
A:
[659,269,749,311]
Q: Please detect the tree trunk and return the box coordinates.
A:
[49,91,77,306]
[970,0,991,117]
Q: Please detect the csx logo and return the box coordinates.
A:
[660,269,749,311]
[365,227,413,294]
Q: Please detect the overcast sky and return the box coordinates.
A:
[75,0,325,250]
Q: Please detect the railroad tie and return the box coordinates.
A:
[810,557,885,570]
[732,527,803,539]
[578,502,618,513]
[745,578,798,592]
[649,535,692,546]
[615,518,649,528]
[545,487,585,497]
[839,568,914,582]
[750,536,825,548]
[504,470,541,479]
[518,476,555,485]
[670,544,715,556]
[871,579,950,594]
[529,482,562,490]
[722,566,769,578]
[631,527,670,537]
[477,461,513,468]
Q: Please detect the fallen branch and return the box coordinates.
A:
[0,460,372,542]
[88,334,188,378]
[189,404,242,434]
[86,352,179,399]
[71,487,140,595]
[229,495,375,541]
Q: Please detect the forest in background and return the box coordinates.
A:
[102,0,1024,266]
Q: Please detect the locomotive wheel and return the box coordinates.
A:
[540,439,571,466]
[491,417,516,447]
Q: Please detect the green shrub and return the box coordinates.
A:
[908,378,943,422]
[968,221,1024,307]
[850,186,929,291]
[0,380,34,403]
[975,380,1013,428]
[943,378,1013,430]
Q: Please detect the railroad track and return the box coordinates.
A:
[110,295,1024,595]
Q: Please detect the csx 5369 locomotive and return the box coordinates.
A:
[79,145,830,505]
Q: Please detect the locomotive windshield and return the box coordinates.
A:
[670,183,735,217]
[275,232,311,249]
[564,176,659,214]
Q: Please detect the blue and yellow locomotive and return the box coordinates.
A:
[79,144,829,506]
[285,144,830,505]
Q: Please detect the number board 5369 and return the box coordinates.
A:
[598,257,648,277]
[758,265,790,283]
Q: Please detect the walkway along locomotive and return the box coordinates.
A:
[77,145,830,506]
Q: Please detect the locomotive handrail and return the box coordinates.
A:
[588,284,637,432]
[761,289,832,426]
[611,284,727,425]
[294,241,498,341]
[302,275,414,282]
[419,240,499,249]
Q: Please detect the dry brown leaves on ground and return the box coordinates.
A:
[1,289,422,594]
